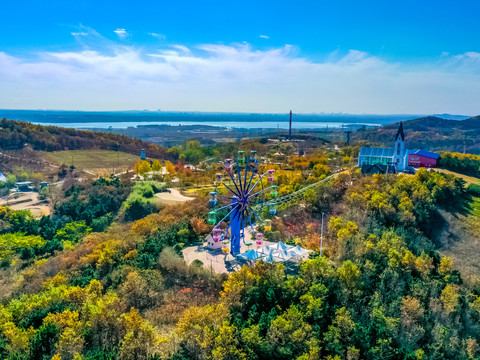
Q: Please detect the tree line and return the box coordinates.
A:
[438,152,480,177]
[0,118,176,161]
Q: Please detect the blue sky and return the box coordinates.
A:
[1,0,479,114]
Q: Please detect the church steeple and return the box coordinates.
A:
[395,121,405,141]
[393,121,407,171]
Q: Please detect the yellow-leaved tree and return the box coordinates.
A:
[119,308,162,360]
[134,161,151,176]
[151,159,162,172]
[165,160,176,175]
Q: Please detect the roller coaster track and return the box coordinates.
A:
[253,170,344,211]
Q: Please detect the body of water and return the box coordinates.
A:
[27,120,381,130]
[0,109,430,130]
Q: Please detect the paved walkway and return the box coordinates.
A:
[183,233,275,273]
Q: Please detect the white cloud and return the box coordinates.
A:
[0,43,479,114]
[113,28,128,39]
[171,45,191,54]
[71,32,88,37]
[259,35,269,39]
[149,32,166,40]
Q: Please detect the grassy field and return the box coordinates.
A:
[439,197,480,284]
[435,168,480,185]
[41,150,139,175]
[430,169,480,283]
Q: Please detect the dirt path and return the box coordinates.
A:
[0,192,51,217]
[154,188,194,204]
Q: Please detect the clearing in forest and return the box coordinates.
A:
[433,168,480,282]
[41,150,140,175]
[438,196,480,283]
[0,192,50,218]
[154,188,194,204]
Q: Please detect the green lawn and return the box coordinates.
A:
[41,150,140,174]
[435,168,480,186]
[431,168,480,282]
[435,168,480,233]
[466,196,480,232]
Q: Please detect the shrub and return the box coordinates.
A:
[120,181,164,222]
[191,259,204,267]
[143,188,154,198]
[124,199,157,222]
[151,182,167,193]
[173,244,183,255]
[468,184,480,197]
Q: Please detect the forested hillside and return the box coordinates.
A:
[1,160,480,359]
[0,118,176,161]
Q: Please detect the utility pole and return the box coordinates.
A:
[289,110,292,140]
[320,212,324,257]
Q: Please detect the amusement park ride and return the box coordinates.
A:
[207,151,277,255]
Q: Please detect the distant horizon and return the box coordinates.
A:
[0,108,474,118]
[0,108,474,131]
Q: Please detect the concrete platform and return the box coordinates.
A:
[183,238,275,273]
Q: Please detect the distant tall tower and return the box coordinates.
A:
[392,122,406,171]
[345,131,351,146]
[289,110,292,140]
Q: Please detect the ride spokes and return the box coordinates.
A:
[208,151,277,255]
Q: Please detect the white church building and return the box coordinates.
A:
[358,122,409,172]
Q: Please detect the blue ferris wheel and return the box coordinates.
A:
[208,151,278,255]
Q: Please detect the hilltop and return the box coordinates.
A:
[0,118,175,160]
[354,115,480,154]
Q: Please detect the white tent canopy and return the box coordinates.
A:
[238,249,265,261]
[238,242,313,263]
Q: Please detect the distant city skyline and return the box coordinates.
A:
[1,0,479,114]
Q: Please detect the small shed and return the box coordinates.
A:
[15,181,33,192]
[361,163,396,175]
[206,234,223,250]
